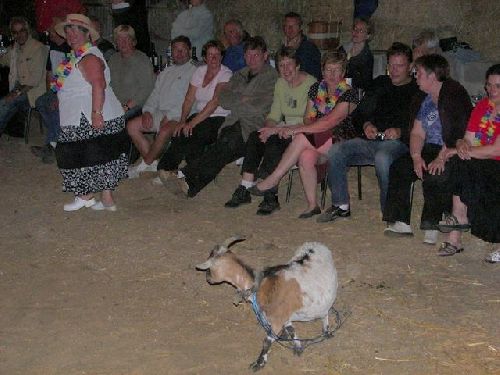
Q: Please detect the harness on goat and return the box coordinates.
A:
[246,291,350,351]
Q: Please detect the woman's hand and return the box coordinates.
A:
[91,112,104,130]
[276,127,294,139]
[258,127,277,143]
[182,122,196,137]
[456,138,472,160]
[427,156,446,175]
[412,155,427,179]
[172,122,186,137]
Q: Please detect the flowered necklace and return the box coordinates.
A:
[50,42,93,92]
[307,79,350,119]
[474,99,499,146]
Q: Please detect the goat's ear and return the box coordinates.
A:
[196,259,213,271]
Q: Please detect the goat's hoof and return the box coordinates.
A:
[249,360,265,372]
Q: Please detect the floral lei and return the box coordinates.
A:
[474,99,499,146]
[307,79,350,119]
[50,42,93,93]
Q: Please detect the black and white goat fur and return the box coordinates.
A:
[196,236,338,371]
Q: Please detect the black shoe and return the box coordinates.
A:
[316,205,350,223]
[298,206,321,219]
[225,185,251,208]
[256,193,280,216]
[248,185,277,197]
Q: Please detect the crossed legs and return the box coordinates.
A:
[127,115,178,164]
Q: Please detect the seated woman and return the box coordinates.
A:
[224,46,316,215]
[338,16,374,91]
[108,25,155,120]
[437,64,500,261]
[382,54,472,245]
[249,51,359,218]
[157,40,232,182]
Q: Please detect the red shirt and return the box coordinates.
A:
[467,98,500,160]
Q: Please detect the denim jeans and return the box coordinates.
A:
[35,91,60,144]
[327,137,408,212]
[0,92,30,135]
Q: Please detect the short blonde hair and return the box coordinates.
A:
[322,50,347,72]
[113,25,137,46]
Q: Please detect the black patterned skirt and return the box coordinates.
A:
[55,114,129,196]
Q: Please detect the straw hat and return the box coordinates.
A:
[55,14,100,42]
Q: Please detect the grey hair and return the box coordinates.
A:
[9,16,31,34]
[412,30,440,51]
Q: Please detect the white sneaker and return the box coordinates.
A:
[128,159,158,178]
[485,250,500,263]
[64,197,96,211]
[423,230,439,245]
[384,221,413,236]
[90,201,117,211]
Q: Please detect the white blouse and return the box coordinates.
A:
[58,46,123,128]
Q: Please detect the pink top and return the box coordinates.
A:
[190,64,232,117]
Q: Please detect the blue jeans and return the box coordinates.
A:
[0,92,30,134]
[327,138,408,212]
[35,91,60,144]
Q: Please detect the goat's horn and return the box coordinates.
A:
[219,235,246,252]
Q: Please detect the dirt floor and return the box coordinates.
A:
[1,129,499,375]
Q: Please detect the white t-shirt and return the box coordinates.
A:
[190,64,232,117]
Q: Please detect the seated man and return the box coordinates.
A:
[412,29,442,61]
[0,17,48,137]
[108,24,155,121]
[31,16,71,164]
[317,42,420,223]
[170,36,278,198]
[127,35,197,177]
[222,19,246,72]
[282,12,321,80]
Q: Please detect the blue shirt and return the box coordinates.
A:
[222,43,246,72]
[417,94,444,145]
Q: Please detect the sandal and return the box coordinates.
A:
[437,241,464,257]
[438,214,471,233]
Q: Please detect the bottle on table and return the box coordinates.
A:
[150,42,159,73]
[191,46,198,62]
[166,45,172,67]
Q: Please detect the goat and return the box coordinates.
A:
[196,236,338,371]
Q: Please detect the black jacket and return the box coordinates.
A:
[409,79,472,147]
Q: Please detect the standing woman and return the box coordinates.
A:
[53,14,128,212]
[339,16,373,90]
